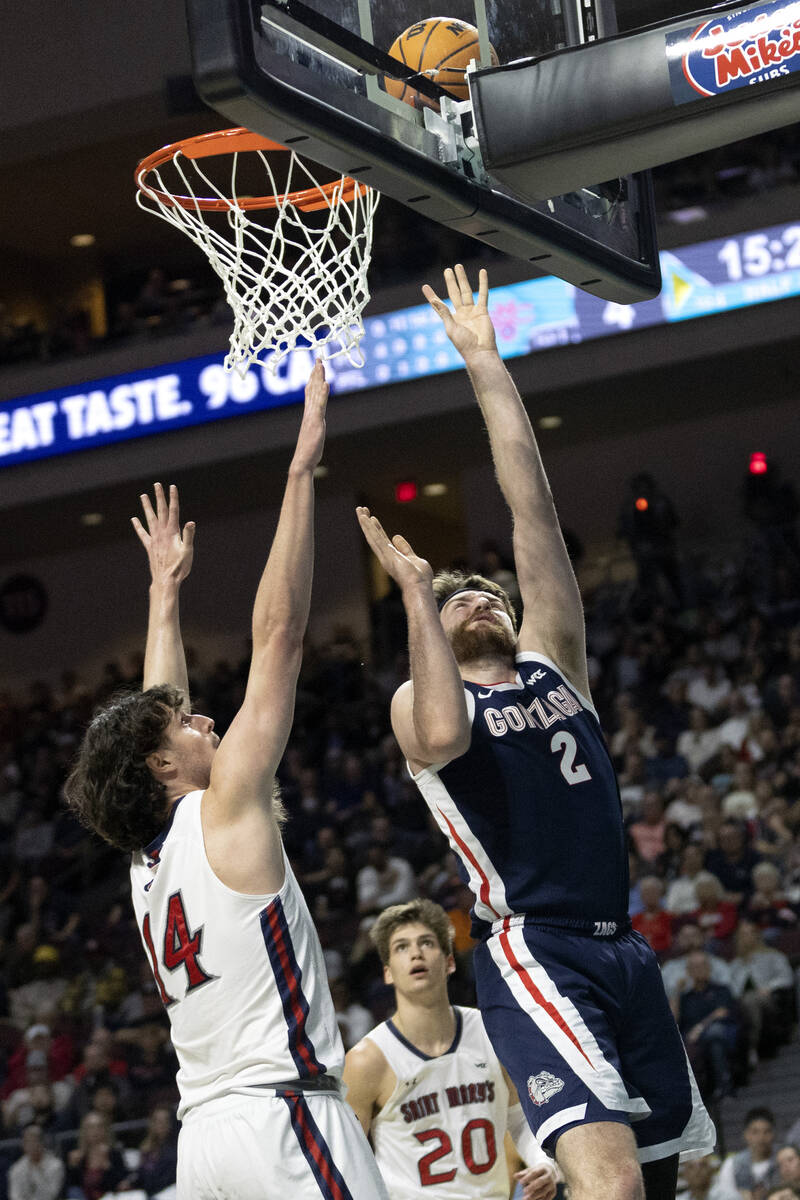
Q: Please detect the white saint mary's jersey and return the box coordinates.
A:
[366,1006,511,1199]
[130,790,343,1118]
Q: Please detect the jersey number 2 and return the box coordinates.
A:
[550,730,592,784]
[415,1120,497,1186]
[142,891,215,1006]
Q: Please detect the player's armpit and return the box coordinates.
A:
[342,1039,393,1136]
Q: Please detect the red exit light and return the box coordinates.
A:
[395,480,418,503]
[635,497,649,512]
[749,452,768,475]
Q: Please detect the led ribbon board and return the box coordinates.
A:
[1,219,799,467]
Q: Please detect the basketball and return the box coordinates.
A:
[385,17,499,109]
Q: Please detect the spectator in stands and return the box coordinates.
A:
[3,1049,73,1132]
[690,872,740,948]
[123,1103,178,1197]
[705,820,760,901]
[330,977,373,1052]
[746,861,798,934]
[7,1123,64,1200]
[629,790,667,864]
[9,946,68,1028]
[716,1107,780,1197]
[765,1187,800,1200]
[646,733,690,784]
[678,708,722,775]
[65,1111,127,1199]
[680,1153,739,1200]
[722,763,759,822]
[356,841,416,917]
[666,843,707,916]
[65,1030,131,1126]
[632,875,673,957]
[617,471,683,607]
[688,661,733,719]
[676,949,740,1100]
[729,919,795,1060]
[776,1146,800,1192]
[661,923,732,1006]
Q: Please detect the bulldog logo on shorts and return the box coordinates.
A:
[527,1070,565,1106]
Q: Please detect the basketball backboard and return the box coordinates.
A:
[185,0,661,302]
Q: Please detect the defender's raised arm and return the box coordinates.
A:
[203,361,328,847]
[132,481,195,704]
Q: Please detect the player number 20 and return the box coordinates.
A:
[550,731,592,784]
[415,1119,497,1185]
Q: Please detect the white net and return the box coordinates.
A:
[136,142,379,376]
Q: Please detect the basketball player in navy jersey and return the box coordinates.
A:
[356,266,715,1200]
[67,363,388,1200]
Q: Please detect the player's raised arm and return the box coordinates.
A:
[423,265,589,698]
[132,482,195,706]
[356,509,471,769]
[203,362,328,854]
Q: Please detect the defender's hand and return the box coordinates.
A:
[132,482,195,586]
[514,1162,558,1200]
[291,359,329,474]
[422,264,497,360]
[356,507,433,594]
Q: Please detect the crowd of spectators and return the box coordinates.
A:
[0,527,799,1196]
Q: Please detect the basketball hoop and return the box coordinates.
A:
[135,128,379,375]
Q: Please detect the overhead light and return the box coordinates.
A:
[80,512,104,526]
[422,483,447,497]
[538,415,562,430]
[394,480,418,503]
[666,206,708,225]
[313,464,328,479]
[70,233,96,248]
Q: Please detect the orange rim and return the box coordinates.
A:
[135,127,362,213]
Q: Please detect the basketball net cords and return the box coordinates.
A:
[136,148,379,376]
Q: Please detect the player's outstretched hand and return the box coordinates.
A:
[422,264,497,361]
[356,507,433,595]
[291,359,329,474]
[514,1161,558,1200]
[132,482,195,587]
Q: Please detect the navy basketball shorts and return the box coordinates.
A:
[473,918,716,1163]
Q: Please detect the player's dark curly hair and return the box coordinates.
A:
[64,685,184,853]
[432,570,517,633]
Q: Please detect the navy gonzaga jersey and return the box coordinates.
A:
[413,652,629,937]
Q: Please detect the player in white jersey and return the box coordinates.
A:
[343,899,558,1199]
[65,363,388,1200]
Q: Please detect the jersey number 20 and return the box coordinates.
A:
[415,1119,497,1186]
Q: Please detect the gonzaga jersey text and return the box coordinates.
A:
[130,791,343,1118]
[413,653,628,935]
[367,1007,512,1199]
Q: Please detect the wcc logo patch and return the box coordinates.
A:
[527,1071,565,1107]
[666,0,800,104]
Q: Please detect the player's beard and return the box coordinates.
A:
[449,618,516,665]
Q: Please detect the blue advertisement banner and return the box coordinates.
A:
[666,0,800,104]
[3,218,800,469]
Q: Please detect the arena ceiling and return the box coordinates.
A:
[1,1,799,568]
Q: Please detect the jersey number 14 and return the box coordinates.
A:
[141,891,215,1005]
